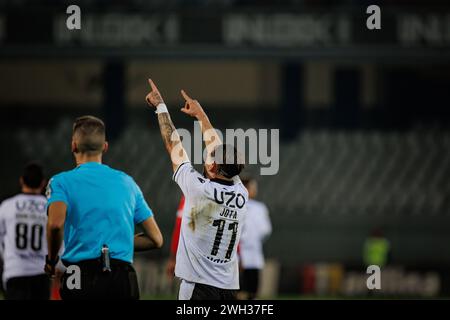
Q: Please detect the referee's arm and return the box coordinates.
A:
[134,217,163,251]
[45,201,66,276]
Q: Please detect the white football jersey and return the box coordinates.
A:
[239,199,272,269]
[0,194,48,286]
[173,162,248,290]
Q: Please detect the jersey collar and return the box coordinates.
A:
[210,178,234,186]
[77,161,103,168]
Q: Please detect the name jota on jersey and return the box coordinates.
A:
[213,188,246,220]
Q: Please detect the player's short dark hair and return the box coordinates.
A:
[22,162,45,189]
[72,115,106,155]
[212,144,245,179]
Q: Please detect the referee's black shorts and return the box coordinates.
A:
[60,258,139,300]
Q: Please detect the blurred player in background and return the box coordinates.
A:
[0,163,49,300]
[238,177,272,300]
[146,79,248,300]
[166,195,185,278]
[363,228,390,269]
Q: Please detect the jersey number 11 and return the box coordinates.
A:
[210,219,238,260]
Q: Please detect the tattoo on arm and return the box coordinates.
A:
[157,111,189,171]
[157,112,178,153]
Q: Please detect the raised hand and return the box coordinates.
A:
[145,79,164,108]
[180,89,205,119]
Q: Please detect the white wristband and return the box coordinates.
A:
[155,103,168,114]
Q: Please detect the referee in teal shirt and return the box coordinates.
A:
[45,116,163,300]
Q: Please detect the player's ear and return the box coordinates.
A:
[19,176,24,188]
[103,141,109,154]
[71,140,78,153]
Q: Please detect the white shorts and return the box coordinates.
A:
[178,279,195,300]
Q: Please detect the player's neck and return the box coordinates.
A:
[75,153,102,166]
[211,174,234,184]
[217,175,232,182]
[204,170,234,184]
[21,186,42,195]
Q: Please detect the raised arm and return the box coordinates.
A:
[145,79,189,172]
[180,89,223,164]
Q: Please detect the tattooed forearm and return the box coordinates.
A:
[156,110,189,172]
[146,80,189,171]
[157,112,179,153]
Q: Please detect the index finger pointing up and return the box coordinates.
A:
[148,79,159,93]
[181,89,192,102]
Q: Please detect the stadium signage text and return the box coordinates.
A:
[223,13,351,47]
[397,14,450,46]
[55,14,178,46]
[2,7,450,59]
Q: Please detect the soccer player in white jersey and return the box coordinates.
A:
[0,163,49,300]
[145,79,248,300]
[238,177,272,300]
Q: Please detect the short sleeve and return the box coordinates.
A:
[133,183,153,224]
[172,162,206,198]
[46,176,69,207]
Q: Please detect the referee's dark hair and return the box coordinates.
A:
[212,144,245,178]
[22,162,45,189]
[72,115,106,155]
